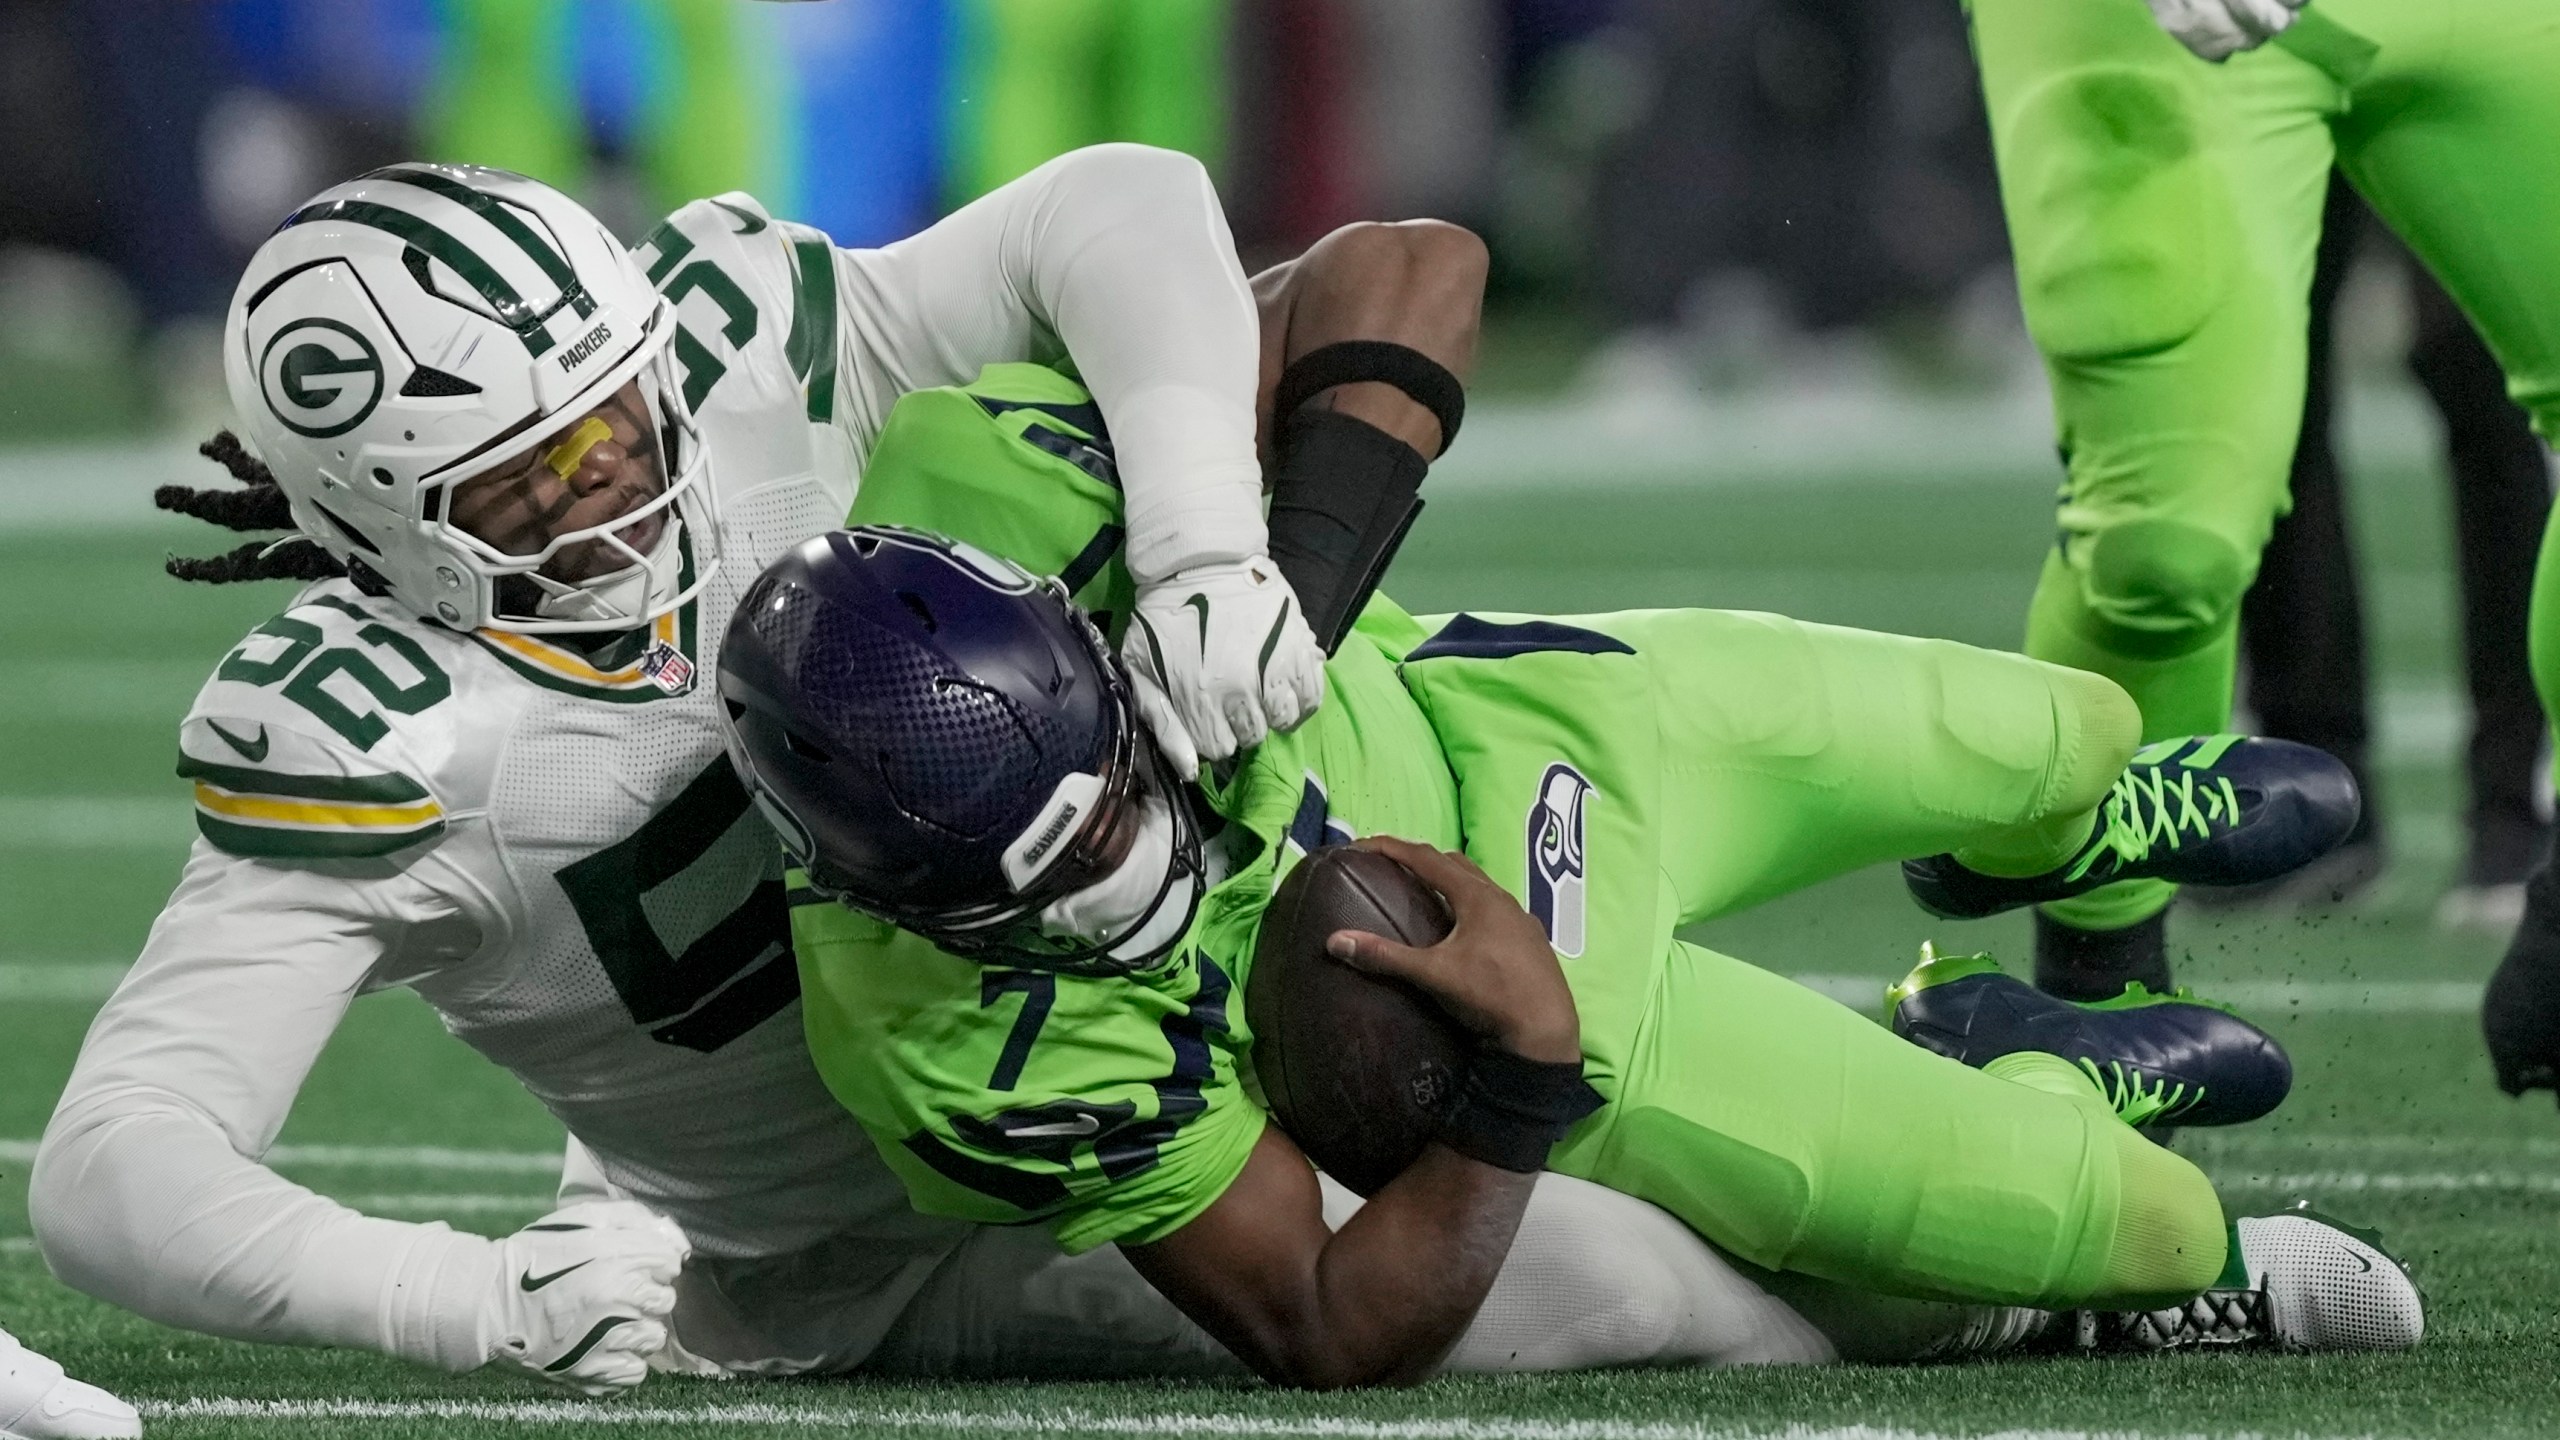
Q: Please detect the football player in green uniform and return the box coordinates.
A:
[1965,0,2560,1050]
[714,366,2420,1385]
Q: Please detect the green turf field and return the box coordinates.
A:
[4,421,2557,1438]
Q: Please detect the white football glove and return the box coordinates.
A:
[2145,0,2307,60]
[1122,556,1326,774]
[481,1200,688,1397]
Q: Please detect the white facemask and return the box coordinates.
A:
[1039,797,1202,962]
[525,514,688,626]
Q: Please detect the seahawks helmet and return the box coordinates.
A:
[717,526,1203,974]
[222,163,714,633]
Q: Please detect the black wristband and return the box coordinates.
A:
[1272,341,1466,453]
[1265,408,1428,653]
[1434,1045,1605,1174]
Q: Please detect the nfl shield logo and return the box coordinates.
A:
[641,640,695,694]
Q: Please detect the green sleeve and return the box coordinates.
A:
[852,363,1137,624]
[791,881,1264,1254]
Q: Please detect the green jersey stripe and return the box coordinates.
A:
[901,1130,1070,1212]
[638,218,698,287]
[369,167,596,320]
[178,755,433,805]
[784,234,839,423]
[196,812,445,860]
[285,198,555,357]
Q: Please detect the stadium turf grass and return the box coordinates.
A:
[6,460,2556,1437]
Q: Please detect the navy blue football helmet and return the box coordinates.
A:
[717,525,1202,973]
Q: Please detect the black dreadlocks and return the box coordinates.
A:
[160,432,350,585]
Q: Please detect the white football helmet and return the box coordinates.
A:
[222,163,717,633]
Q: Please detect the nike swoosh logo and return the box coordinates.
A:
[709,198,767,235]
[1005,1114,1102,1139]
[1185,594,1211,650]
[206,719,270,763]
[1257,598,1293,686]
[520,1260,593,1292]
[543,1315,639,1373]
[2349,1250,2373,1275]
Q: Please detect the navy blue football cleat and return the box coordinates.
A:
[1887,945,2292,1127]
[1903,734,2361,921]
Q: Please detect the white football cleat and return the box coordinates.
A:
[2232,1209,2425,1351]
[0,1329,139,1439]
[2084,1206,2424,1353]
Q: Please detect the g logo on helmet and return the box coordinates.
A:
[259,319,385,438]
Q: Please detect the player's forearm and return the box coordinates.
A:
[1280,1146,1538,1388]
[31,1102,498,1368]
[1010,144,1267,582]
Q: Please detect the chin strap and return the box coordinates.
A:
[1037,797,1206,966]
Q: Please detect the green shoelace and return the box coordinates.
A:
[2073,1056,2202,1127]
[2064,739,2246,884]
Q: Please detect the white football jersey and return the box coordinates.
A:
[42,147,1272,1372]
[166,193,942,1264]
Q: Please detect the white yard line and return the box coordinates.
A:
[1,385,2448,528]
[0,797,193,850]
[0,1138,561,1171]
[133,1399,2414,1440]
[1787,973,2486,1015]
[0,962,130,1001]
[2181,1133,2560,1158]
[2204,1170,2560,1194]
[1786,973,2487,1014]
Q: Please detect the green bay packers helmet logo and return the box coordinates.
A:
[259,319,384,438]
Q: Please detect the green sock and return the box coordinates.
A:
[2093,1127,2231,1305]
[1953,665,2141,878]
[2214,1221,2249,1289]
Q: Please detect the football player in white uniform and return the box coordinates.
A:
[32,151,1964,1391]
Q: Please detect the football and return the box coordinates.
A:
[1246,845,1469,1196]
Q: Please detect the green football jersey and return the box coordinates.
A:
[794,364,1459,1253]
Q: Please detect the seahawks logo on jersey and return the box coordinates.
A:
[1526,761,1592,957]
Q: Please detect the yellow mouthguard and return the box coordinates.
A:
[542,415,616,478]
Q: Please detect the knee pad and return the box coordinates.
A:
[2075,519,2250,660]
[2044,666,2144,815]
[2005,66,2234,360]
[2096,1128,2228,1305]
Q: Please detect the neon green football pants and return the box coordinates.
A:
[1396,610,2225,1309]
[1970,0,2560,929]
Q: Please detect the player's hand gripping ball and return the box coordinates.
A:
[1251,836,1584,1195]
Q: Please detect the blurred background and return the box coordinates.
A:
[0,0,2542,1018]
[0,0,2028,436]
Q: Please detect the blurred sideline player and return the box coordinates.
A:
[945,0,1228,208]
[741,376,2416,1387]
[429,0,782,215]
[1963,0,2560,1060]
[2205,173,2552,920]
[34,147,1359,1392]
[31,147,1970,1392]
